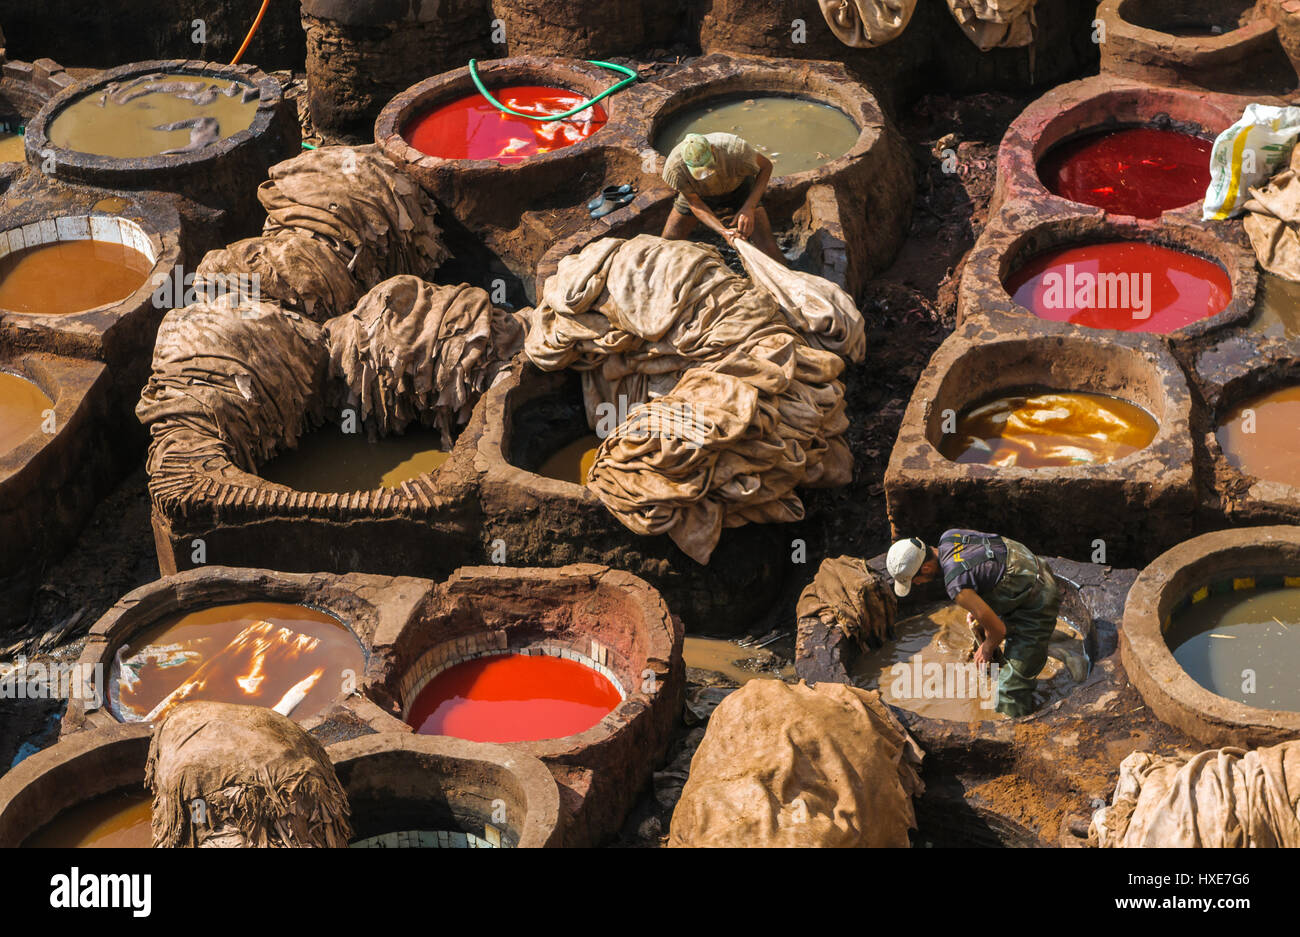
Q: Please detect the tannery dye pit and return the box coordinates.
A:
[1037,127,1211,218]
[1005,241,1232,333]
[537,433,601,485]
[1216,386,1300,490]
[110,602,365,722]
[403,86,607,164]
[259,427,451,492]
[0,238,154,316]
[22,789,152,849]
[938,390,1159,468]
[0,132,24,164]
[0,370,52,456]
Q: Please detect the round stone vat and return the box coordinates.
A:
[628,53,911,297]
[0,723,153,848]
[958,213,1257,344]
[991,75,1243,219]
[24,60,299,248]
[884,326,1196,568]
[365,563,684,847]
[1096,0,1296,92]
[466,362,792,635]
[60,565,429,738]
[375,57,628,283]
[1201,357,1300,526]
[328,733,563,848]
[0,351,114,630]
[300,0,492,142]
[1122,526,1300,747]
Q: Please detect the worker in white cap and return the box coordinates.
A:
[660,131,783,261]
[886,529,1060,717]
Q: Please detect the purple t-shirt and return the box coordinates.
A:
[937,529,1006,600]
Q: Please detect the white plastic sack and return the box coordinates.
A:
[1204,104,1300,221]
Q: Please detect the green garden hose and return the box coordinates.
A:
[468,59,638,121]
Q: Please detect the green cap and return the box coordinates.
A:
[681,133,715,179]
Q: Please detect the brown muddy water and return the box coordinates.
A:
[0,131,24,163]
[851,603,1086,721]
[48,72,258,158]
[1248,273,1300,340]
[0,239,154,315]
[655,96,860,177]
[1216,386,1300,489]
[537,434,601,485]
[0,370,52,457]
[1166,586,1300,711]
[260,427,450,492]
[939,390,1158,468]
[683,636,793,684]
[23,789,152,848]
[110,601,365,722]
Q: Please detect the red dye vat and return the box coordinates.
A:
[1005,241,1231,334]
[1039,127,1211,218]
[408,652,621,743]
[403,86,607,164]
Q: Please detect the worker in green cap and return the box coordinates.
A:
[886,530,1061,717]
[660,131,784,261]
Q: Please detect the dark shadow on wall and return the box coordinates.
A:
[0,0,307,72]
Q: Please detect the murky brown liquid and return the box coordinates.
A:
[683,636,794,684]
[1167,586,1300,711]
[0,371,53,457]
[260,427,450,492]
[851,604,1085,721]
[0,240,154,315]
[0,132,24,163]
[112,601,365,722]
[655,97,860,177]
[1216,386,1300,489]
[537,434,600,485]
[1248,273,1300,340]
[24,789,152,848]
[48,72,258,159]
[939,390,1158,468]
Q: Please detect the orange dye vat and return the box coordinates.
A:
[24,789,152,848]
[402,86,607,164]
[0,239,154,315]
[1005,241,1231,333]
[0,371,53,457]
[111,601,365,723]
[1216,386,1300,489]
[408,652,621,743]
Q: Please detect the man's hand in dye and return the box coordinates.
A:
[973,640,999,667]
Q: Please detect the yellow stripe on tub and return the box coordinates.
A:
[1233,577,1255,591]
[1192,586,1209,603]
[1285,576,1300,588]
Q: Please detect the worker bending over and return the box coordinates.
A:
[886,529,1060,718]
[660,131,784,261]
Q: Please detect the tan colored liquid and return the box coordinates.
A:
[49,72,258,159]
[1216,386,1300,489]
[851,604,1084,722]
[1250,273,1300,340]
[0,371,52,456]
[260,427,450,492]
[683,636,793,684]
[24,789,152,848]
[112,601,365,723]
[655,97,860,177]
[537,434,600,484]
[939,391,1158,468]
[1167,586,1300,711]
[0,240,154,315]
[0,132,24,163]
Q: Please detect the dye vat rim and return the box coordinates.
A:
[1121,525,1300,747]
[0,723,152,849]
[0,352,108,484]
[0,213,162,317]
[67,568,380,732]
[964,211,1257,341]
[23,59,286,175]
[1102,0,1272,50]
[375,56,622,172]
[327,732,563,848]
[648,89,862,180]
[933,382,1163,470]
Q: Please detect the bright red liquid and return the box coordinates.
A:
[1039,127,1211,218]
[407,653,621,743]
[403,86,607,164]
[1005,241,1231,333]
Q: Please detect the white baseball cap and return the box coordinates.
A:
[886,537,927,597]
